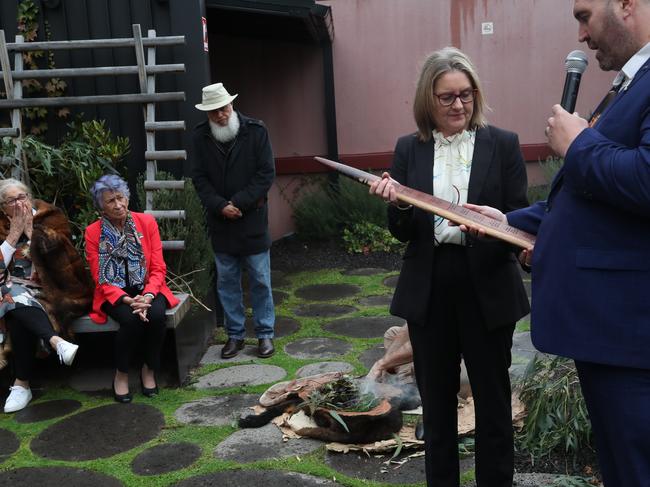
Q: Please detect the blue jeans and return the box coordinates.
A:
[214,250,275,340]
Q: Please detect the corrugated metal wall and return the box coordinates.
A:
[0,0,209,190]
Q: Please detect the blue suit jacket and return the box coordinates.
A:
[508,58,650,369]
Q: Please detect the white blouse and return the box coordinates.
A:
[432,129,475,246]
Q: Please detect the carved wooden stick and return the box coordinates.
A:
[314,156,536,250]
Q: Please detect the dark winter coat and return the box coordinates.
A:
[191,112,275,255]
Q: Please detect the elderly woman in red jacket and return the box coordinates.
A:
[84,174,178,403]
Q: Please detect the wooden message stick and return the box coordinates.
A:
[314,156,536,250]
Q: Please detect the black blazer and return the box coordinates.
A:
[191,112,275,255]
[388,125,530,329]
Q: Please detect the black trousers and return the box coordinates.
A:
[6,306,57,381]
[102,292,167,373]
[408,245,515,487]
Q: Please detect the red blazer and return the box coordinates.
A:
[84,211,180,324]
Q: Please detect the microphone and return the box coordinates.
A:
[560,50,588,113]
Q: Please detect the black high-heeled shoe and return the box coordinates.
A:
[113,380,132,403]
[140,376,158,398]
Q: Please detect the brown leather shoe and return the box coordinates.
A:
[221,338,245,359]
[258,338,274,358]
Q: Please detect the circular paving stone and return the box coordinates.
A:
[323,315,404,338]
[131,442,201,475]
[359,344,385,369]
[14,399,82,424]
[0,467,123,486]
[284,338,352,359]
[200,344,260,365]
[327,450,444,485]
[358,294,392,307]
[214,423,321,463]
[342,267,388,276]
[246,316,300,338]
[171,469,342,487]
[295,361,354,378]
[295,283,361,301]
[0,428,19,460]
[293,303,357,318]
[174,394,259,426]
[194,364,286,389]
[31,403,164,461]
[272,290,288,306]
[383,275,399,288]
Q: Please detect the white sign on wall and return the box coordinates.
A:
[481,22,494,35]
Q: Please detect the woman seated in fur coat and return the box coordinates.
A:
[0,178,94,413]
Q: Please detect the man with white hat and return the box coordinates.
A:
[192,82,276,359]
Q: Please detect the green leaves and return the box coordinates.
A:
[516,356,592,462]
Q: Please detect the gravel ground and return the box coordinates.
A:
[270,236,402,273]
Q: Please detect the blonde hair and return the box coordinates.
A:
[413,47,489,142]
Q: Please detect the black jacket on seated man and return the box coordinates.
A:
[191,112,275,256]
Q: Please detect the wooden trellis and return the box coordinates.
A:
[0,24,187,250]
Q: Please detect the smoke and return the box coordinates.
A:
[358,373,422,411]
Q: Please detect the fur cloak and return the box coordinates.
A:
[0,199,94,335]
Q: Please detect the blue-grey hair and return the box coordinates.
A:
[90,174,130,210]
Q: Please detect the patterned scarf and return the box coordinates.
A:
[98,213,146,289]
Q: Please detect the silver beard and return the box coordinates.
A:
[209,112,240,143]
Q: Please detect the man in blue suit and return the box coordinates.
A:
[461,0,650,485]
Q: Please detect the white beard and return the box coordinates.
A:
[209,112,240,143]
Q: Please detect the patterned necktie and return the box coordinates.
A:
[589,80,624,127]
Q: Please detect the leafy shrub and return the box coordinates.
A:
[528,157,564,204]
[137,173,214,302]
[516,356,592,461]
[1,118,128,241]
[292,175,390,247]
[342,222,403,255]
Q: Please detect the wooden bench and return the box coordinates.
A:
[70,293,191,333]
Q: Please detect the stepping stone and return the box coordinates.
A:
[326,450,429,484]
[131,442,201,475]
[383,275,399,288]
[171,469,343,486]
[359,344,385,369]
[512,332,537,362]
[174,394,259,426]
[31,403,164,461]
[323,316,404,338]
[0,466,123,486]
[295,283,361,301]
[14,399,81,423]
[296,361,354,378]
[194,364,286,389]
[200,345,261,365]
[284,338,352,359]
[342,267,388,276]
[512,473,566,486]
[293,303,357,318]
[244,290,288,308]
[245,316,300,337]
[273,290,288,306]
[327,450,471,485]
[358,294,392,307]
[68,367,170,393]
[0,428,19,460]
[214,423,321,463]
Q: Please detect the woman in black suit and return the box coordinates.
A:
[370,47,530,487]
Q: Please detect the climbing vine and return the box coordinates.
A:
[17,0,68,135]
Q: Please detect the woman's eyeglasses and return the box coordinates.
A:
[434,89,477,107]
[3,193,28,206]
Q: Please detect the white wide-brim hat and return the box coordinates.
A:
[195,82,238,111]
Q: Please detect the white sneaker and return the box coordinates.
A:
[56,340,79,366]
[4,385,32,413]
